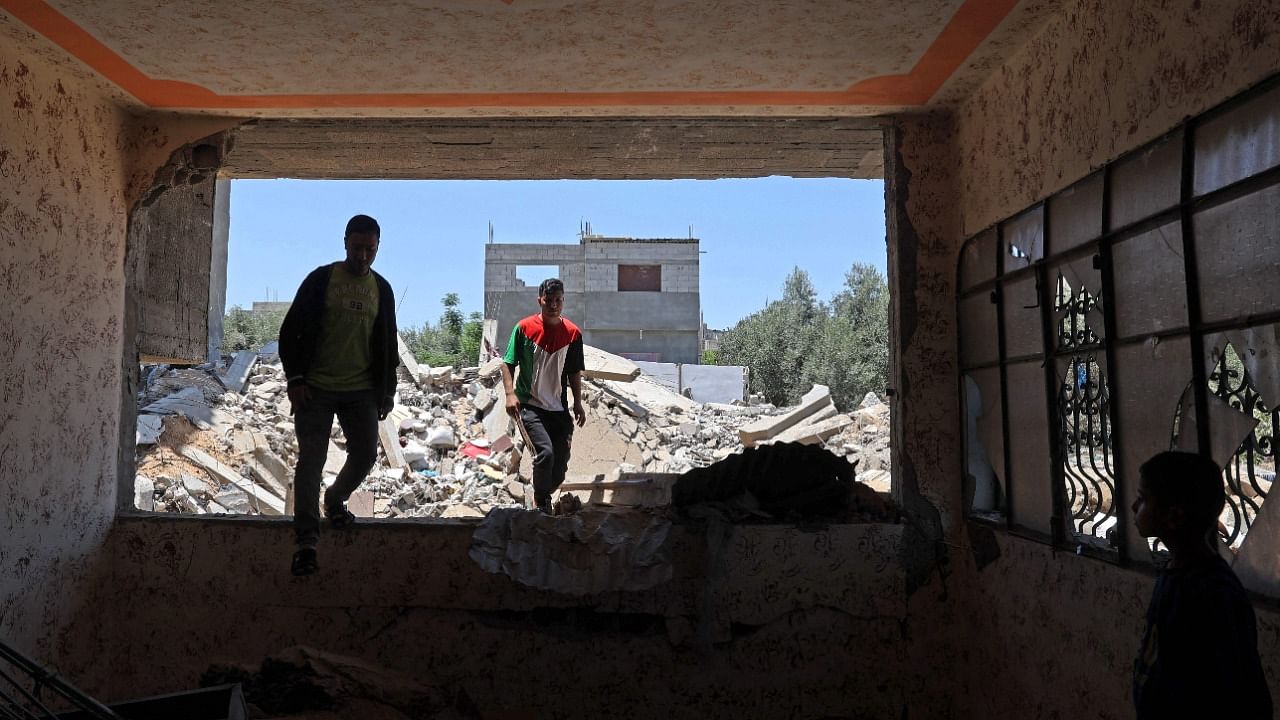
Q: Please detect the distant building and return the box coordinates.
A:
[484,232,700,363]
[250,301,291,315]
[700,321,725,353]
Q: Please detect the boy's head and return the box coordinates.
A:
[1132,451,1224,540]
[537,278,565,321]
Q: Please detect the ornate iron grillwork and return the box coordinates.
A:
[1208,344,1276,549]
[1058,355,1118,544]
[1054,272,1101,349]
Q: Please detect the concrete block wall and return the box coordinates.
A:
[485,238,701,362]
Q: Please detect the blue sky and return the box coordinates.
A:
[227,177,886,330]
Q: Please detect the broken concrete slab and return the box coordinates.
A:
[378,418,406,468]
[176,445,286,515]
[136,415,164,445]
[348,489,376,517]
[582,345,641,382]
[222,349,257,393]
[134,475,155,511]
[247,458,289,500]
[141,386,237,433]
[397,334,422,388]
[739,384,833,448]
[479,356,505,380]
[767,409,851,446]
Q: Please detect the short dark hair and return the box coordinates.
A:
[1139,451,1225,532]
[345,214,380,238]
[539,278,564,297]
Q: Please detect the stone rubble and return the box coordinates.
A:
[134,344,893,518]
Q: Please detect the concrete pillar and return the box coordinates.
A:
[207,178,230,361]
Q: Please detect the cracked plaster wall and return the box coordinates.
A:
[942,0,1280,716]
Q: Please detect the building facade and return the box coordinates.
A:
[484,234,701,363]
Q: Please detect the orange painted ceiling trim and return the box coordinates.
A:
[2,0,1018,109]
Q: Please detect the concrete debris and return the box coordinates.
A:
[739,384,833,448]
[221,349,257,393]
[469,507,673,594]
[134,475,155,511]
[581,345,642,382]
[136,345,893,519]
[135,414,164,445]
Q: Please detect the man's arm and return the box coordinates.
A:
[568,371,585,427]
[501,362,520,418]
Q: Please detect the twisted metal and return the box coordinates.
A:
[1209,345,1276,549]
[1054,273,1101,350]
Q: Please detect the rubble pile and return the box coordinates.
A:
[134,342,894,519]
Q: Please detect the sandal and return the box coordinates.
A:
[291,547,318,576]
[325,504,356,530]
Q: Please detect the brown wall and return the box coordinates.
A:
[944,0,1280,716]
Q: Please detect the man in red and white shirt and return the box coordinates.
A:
[500,278,586,513]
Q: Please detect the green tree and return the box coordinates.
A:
[222,305,287,352]
[402,296,484,369]
[718,263,889,410]
[701,348,720,365]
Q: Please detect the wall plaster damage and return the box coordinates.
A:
[4,0,1280,718]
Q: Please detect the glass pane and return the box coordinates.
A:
[1194,184,1280,324]
[1048,172,1103,255]
[964,369,1005,514]
[1050,254,1105,351]
[1006,360,1053,535]
[1002,275,1043,359]
[959,291,999,368]
[1195,84,1280,196]
[1111,222,1188,339]
[959,229,999,290]
[1113,336,1194,561]
[1055,354,1117,546]
[1003,206,1044,274]
[1204,332,1274,552]
[1110,129,1182,230]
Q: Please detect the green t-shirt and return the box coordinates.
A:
[306,263,379,391]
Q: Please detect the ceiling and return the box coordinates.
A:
[1,0,1056,116]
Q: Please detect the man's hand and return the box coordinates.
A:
[287,383,311,413]
[572,400,586,427]
[505,392,520,418]
[378,398,393,421]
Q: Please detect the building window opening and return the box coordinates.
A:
[132,176,891,523]
[618,264,661,291]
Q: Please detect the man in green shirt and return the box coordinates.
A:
[279,215,399,576]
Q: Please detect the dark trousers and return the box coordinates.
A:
[293,387,378,546]
[520,405,573,502]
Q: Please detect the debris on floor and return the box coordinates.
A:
[134,340,892,519]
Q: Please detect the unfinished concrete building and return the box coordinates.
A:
[485,235,701,363]
[3,0,1280,716]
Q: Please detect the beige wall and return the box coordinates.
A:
[0,15,240,665]
[957,0,1280,234]
[943,0,1280,716]
[0,19,131,660]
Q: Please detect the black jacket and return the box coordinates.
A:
[278,263,399,411]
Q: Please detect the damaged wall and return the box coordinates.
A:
[945,0,1280,716]
[65,517,914,718]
